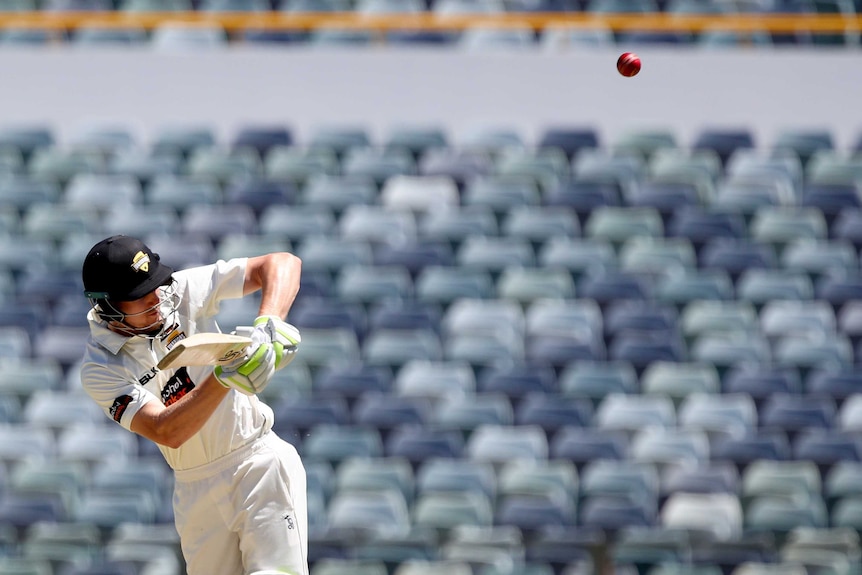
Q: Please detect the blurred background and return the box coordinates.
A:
[0,4,859,575]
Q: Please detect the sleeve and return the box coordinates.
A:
[80,358,158,431]
[175,258,248,321]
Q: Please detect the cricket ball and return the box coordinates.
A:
[617,52,641,77]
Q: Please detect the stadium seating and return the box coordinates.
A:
[2,119,862,575]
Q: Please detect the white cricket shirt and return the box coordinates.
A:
[80,257,274,471]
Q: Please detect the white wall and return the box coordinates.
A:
[2,46,859,149]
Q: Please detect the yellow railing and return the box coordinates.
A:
[0,12,857,33]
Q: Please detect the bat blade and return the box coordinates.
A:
[157,333,253,370]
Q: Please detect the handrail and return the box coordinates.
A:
[0,12,857,33]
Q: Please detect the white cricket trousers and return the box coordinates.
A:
[173,432,309,575]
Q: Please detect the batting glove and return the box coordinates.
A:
[252,315,301,371]
[213,341,276,396]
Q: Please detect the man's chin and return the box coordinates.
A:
[141,323,165,337]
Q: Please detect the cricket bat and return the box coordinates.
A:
[157,332,253,370]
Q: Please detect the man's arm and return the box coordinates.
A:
[130,373,229,449]
[243,252,302,319]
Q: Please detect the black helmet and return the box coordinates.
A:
[82,235,174,302]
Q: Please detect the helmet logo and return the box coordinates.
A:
[131,251,151,273]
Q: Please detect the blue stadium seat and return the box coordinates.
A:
[802,182,862,217]
[342,147,416,187]
[604,300,679,342]
[549,426,629,466]
[805,367,862,400]
[655,269,736,307]
[760,301,834,342]
[380,175,459,215]
[336,265,413,305]
[495,493,576,533]
[339,206,418,246]
[771,128,835,166]
[413,491,494,532]
[230,125,292,156]
[815,271,862,307]
[680,301,757,342]
[543,178,623,215]
[781,239,858,279]
[514,393,593,433]
[536,127,600,161]
[558,360,639,404]
[418,206,498,245]
[661,492,743,540]
[578,269,653,305]
[418,148,493,185]
[385,425,465,463]
[291,298,367,339]
[711,429,792,469]
[456,236,535,273]
[723,365,803,403]
[678,392,757,445]
[272,396,351,435]
[660,462,740,497]
[415,266,495,304]
[465,424,549,464]
[630,428,710,472]
[627,178,706,215]
[502,206,580,243]
[296,237,373,273]
[496,266,576,303]
[728,149,803,191]
[759,393,837,435]
[792,429,862,472]
[327,488,411,539]
[302,424,384,465]
[584,206,663,245]
[416,457,497,501]
[751,208,827,247]
[537,237,617,279]
[223,178,296,216]
[594,393,676,435]
[619,237,697,276]
[736,269,814,305]
[699,239,778,277]
[367,300,443,335]
[267,151,341,191]
[185,147,261,184]
[691,331,772,372]
[579,495,658,531]
[641,363,721,405]
[608,331,687,369]
[667,207,747,248]
[432,393,514,435]
[362,328,443,368]
[462,175,541,214]
[145,174,221,212]
[691,128,755,166]
[477,363,558,399]
[354,393,433,433]
[580,459,658,510]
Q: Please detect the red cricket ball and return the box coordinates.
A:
[617,52,641,77]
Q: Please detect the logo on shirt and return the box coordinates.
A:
[109,395,133,423]
[162,367,196,407]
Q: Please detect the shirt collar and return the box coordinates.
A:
[87,308,136,355]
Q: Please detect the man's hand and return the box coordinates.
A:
[252,315,301,371]
[213,342,276,395]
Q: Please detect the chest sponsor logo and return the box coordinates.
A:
[109,395,133,423]
[162,367,196,406]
